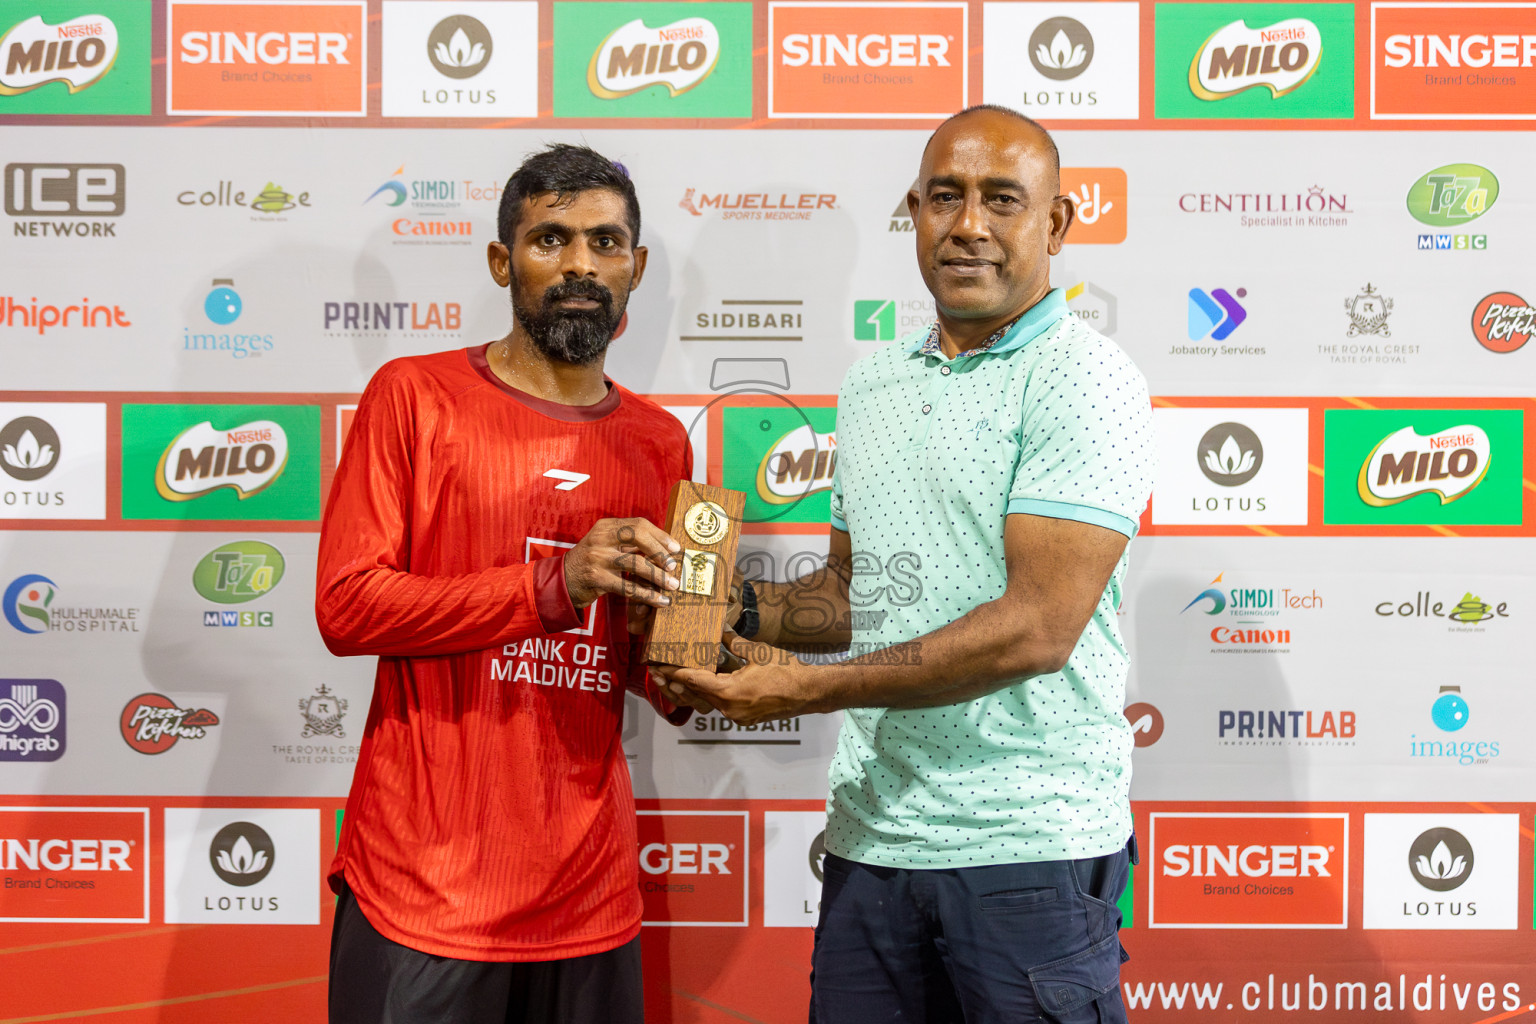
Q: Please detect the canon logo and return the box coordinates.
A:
[780,33,949,67]
[1162,844,1330,878]
[178,31,349,65]
[638,842,731,875]
[2,837,131,871]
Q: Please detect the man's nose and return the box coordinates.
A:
[952,193,989,242]
[561,241,598,279]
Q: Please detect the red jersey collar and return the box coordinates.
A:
[467,343,621,422]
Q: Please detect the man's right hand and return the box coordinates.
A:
[564,517,681,609]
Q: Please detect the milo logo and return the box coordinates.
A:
[155,420,288,501]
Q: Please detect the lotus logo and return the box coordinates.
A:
[1029,17,1093,80]
[588,18,720,99]
[209,821,275,887]
[1196,422,1263,486]
[1189,18,1323,100]
[756,424,836,505]
[427,15,492,79]
[1358,424,1490,507]
[0,14,119,95]
[1407,827,1473,892]
[0,416,60,481]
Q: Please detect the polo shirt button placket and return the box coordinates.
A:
[940,365,951,376]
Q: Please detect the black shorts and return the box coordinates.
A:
[328,882,644,1024]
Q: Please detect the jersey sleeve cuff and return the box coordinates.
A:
[1006,498,1139,538]
[532,554,584,634]
[830,512,848,532]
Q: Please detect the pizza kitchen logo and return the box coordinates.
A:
[155,419,289,502]
[1471,292,1533,354]
[119,693,219,754]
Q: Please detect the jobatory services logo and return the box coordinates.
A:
[3,572,140,634]
[1471,292,1533,353]
[0,3,151,114]
[1125,702,1165,747]
[682,299,804,342]
[1183,287,1256,356]
[380,2,538,117]
[981,2,1140,119]
[1151,409,1310,526]
[768,2,967,118]
[722,404,837,526]
[1372,3,1536,119]
[167,0,367,117]
[120,403,320,521]
[1178,571,1322,653]
[1323,409,1523,526]
[1149,812,1349,928]
[1063,168,1127,243]
[1155,3,1354,118]
[0,806,149,923]
[1362,813,1518,929]
[679,186,839,221]
[163,807,320,923]
[1407,163,1497,252]
[184,278,274,359]
[119,692,220,754]
[0,404,107,519]
[1409,684,1500,767]
[176,179,312,219]
[637,810,748,926]
[5,163,124,238]
[0,679,65,761]
[553,2,751,118]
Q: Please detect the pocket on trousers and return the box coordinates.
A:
[1028,932,1122,1023]
[978,886,1059,911]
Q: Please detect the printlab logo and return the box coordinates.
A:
[1188,287,1247,340]
[0,416,60,481]
[0,5,150,114]
[1124,702,1164,747]
[299,683,347,739]
[0,679,65,761]
[1344,283,1393,337]
[1030,17,1092,78]
[3,573,56,633]
[4,163,125,238]
[1471,292,1532,354]
[1408,828,1472,892]
[428,14,491,77]
[1065,281,1116,335]
[209,821,275,886]
[1196,422,1263,486]
[119,693,219,754]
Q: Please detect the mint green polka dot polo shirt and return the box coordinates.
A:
[825,288,1155,868]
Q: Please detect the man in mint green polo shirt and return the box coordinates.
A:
[661,105,1154,1023]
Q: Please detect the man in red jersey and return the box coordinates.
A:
[317,144,694,1024]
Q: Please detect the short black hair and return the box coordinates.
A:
[925,104,1061,180]
[497,143,641,247]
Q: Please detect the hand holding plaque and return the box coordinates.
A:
[644,481,746,670]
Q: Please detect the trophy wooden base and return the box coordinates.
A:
[644,481,746,670]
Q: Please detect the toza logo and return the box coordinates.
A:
[0,416,60,481]
[1029,17,1092,78]
[428,14,491,78]
[209,821,275,886]
[1197,422,1263,486]
[1408,828,1473,892]
[588,17,720,98]
[1407,164,1498,226]
[193,540,285,604]
[0,14,119,95]
[155,420,289,501]
[1189,17,1323,100]
[1357,424,1490,506]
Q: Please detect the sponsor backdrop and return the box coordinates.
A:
[2,0,1534,1021]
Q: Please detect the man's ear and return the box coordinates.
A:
[487,241,510,287]
[630,245,648,291]
[905,188,920,224]
[1047,193,1076,256]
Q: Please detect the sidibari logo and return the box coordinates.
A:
[208,821,274,886]
[193,540,285,604]
[1471,292,1532,354]
[1406,164,1498,227]
[588,17,720,98]
[0,14,119,95]
[0,416,60,481]
[119,693,219,754]
[1357,425,1489,507]
[155,420,289,501]
[1189,18,1322,100]
[756,424,836,505]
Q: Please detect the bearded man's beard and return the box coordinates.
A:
[513,277,626,366]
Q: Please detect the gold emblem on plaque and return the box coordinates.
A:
[679,549,719,596]
[682,501,729,545]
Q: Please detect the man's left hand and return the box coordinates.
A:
[657,634,821,727]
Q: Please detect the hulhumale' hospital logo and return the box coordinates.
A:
[3,573,56,633]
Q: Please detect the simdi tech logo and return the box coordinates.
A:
[1322,409,1523,526]
[380,2,538,118]
[553,2,752,118]
[0,806,149,923]
[167,0,367,117]
[1155,3,1355,118]
[1372,3,1536,119]
[768,2,968,118]
[0,1,150,114]
[120,403,320,521]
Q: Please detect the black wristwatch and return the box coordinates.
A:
[733,579,759,639]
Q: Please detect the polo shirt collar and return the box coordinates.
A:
[904,288,1071,357]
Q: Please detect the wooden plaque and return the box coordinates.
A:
[644,481,746,670]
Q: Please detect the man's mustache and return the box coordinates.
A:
[541,279,615,314]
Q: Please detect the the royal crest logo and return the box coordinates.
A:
[0,14,119,95]
[1359,425,1490,507]
[588,17,720,98]
[1344,283,1393,337]
[299,683,347,739]
[154,420,288,502]
[119,693,219,754]
[1189,17,1323,100]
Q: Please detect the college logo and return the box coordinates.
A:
[193,540,285,604]
[0,404,107,519]
[0,807,149,923]
[121,404,319,521]
[167,0,368,116]
[1407,164,1499,227]
[1410,685,1499,767]
[1151,409,1309,525]
[163,807,320,923]
[768,2,967,118]
[554,2,751,117]
[683,298,804,342]
[1344,283,1393,337]
[0,679,65,761]
[1125,702,1164,747]
[1322,409,1523,526]
[0,416,59,482]
[1150,813,1349,928]
[119,693,220,754]
[982,3,1139,119]
[1471,292,1532,354]
[381,2,537,117]
[1376,590,1510,628]
[176,180,312,217]
[1197,421,1263,486]
[1155,3,1354,118]
[1372,4,1536,119]
[1064,168,1127,244]
[722,405,836,526]
[637,810,748,925]
[5,163,125,238]
[1362,813,1518,929]
[0,4,150,114]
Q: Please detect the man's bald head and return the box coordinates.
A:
[923,104,1060,185]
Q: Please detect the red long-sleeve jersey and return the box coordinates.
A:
[316,344,691,961]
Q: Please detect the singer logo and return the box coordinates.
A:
[167,1,367,116]
[0,806,149,922]
[1372,4,1536,119]
[1150,812,1348,928]
[768,2,967,118]
[637,810,748,925]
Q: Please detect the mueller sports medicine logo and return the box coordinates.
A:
[119,693,219,754]
[155,420,288,501]
[1357,424,1489,506]
[1149,813,1348,928]
[1189,17,1323,100]
[5,164,125,238]
[0,807,149,923]
[637,810,748,926]
[0,680,65,761]
[0,13,119,95]
[589,16,721,98]
[679,188,837,221]
[1372,4,1536,119]
[768,2,967,118]
[1472,292,1533,353]
[167,1,367,116]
